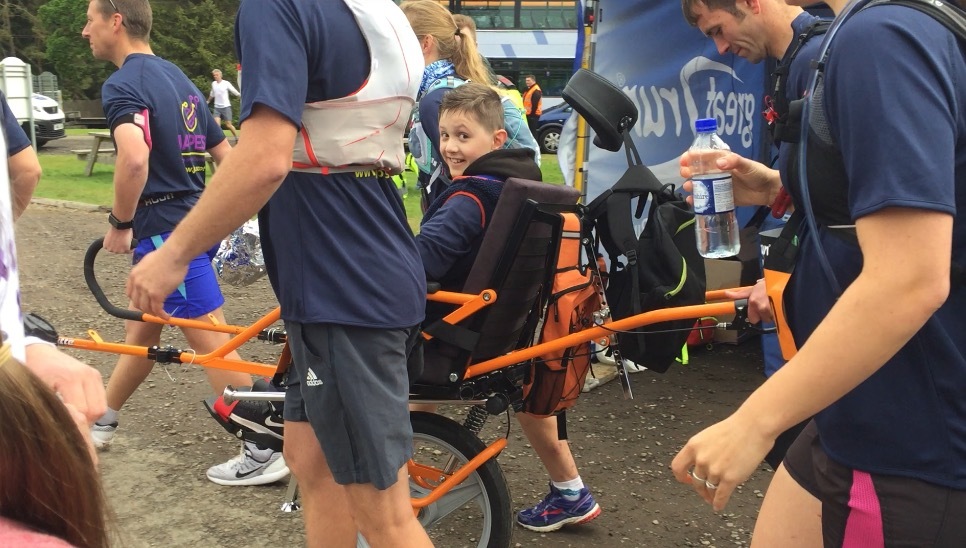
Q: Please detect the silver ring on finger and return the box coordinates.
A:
[705,480,718,490]
[690,470,706,483]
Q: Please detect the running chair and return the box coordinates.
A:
[409,176,582,411]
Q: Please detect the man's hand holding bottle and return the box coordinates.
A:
[678,151,782,209]
[678,150,783,324]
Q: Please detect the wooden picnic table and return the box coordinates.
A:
[80,131,113,177]
[77,131,217,176]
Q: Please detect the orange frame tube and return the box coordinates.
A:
[57,307,282,377]
[464,299,741,379]
[63,286,751,517]
[409,438,508,510]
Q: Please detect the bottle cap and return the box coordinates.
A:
[695,118,717,133]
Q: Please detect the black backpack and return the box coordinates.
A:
[587,138,706,374]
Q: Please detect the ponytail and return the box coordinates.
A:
[453,28,493,84]
[402,1,493,84]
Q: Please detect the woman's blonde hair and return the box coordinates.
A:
[401,1,492,85]
[0,347,111,548]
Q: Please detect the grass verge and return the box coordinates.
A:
[35,152,564,232]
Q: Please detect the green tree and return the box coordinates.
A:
[152,0,239,94]
[39,0,240,101]
[38,0,114,99]
[1,0,48,69]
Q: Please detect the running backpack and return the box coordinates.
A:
[588,161,707,374]
[522,211,604,416]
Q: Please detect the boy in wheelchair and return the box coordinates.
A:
[412,82,602,533]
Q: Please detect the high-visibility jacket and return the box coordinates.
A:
[502,88,525,114]
[523,84,542,116]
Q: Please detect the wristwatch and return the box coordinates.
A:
[108,212,134,230]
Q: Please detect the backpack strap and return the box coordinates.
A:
[426,75,467,94]
[762,210,805,274]
[587,164,665,261]
[866,0,966,41]
[446,191,487,229]
[766,19,831,145]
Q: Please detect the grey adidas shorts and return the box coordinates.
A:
[213,105,232,122]
[283,321,417,490]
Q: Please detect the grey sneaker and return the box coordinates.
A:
[206,444,290,486]
[581,375,601,393]
[91,422,118,450]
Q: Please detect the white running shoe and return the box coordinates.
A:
[582,375,601,393]
[622,359,647,374]
[593,347,616,366]
[594,347,647,374]
[206,443,290,486]
[91,422,117,450]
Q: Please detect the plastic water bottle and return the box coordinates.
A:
[689,118,740,258]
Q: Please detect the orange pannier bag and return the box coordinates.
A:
[522,212,604,417]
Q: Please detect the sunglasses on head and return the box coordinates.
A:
[106,0,126,26]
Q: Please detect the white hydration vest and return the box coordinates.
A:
[291,0,422,175]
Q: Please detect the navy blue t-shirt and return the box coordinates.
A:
[102,54,225,238]
[1,91,30,156]
[786,6,966,488]
[235,0,425,328]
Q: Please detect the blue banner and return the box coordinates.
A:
[583,1,768,202]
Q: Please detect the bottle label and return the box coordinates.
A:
[692,174,735,214]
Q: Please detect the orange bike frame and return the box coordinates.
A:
[63,287,748,512]
[57,307,283,377]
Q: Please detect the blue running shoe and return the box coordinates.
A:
[516,484,602,532]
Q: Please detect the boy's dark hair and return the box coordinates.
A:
[681,0,743,26]
[439,82,505,133]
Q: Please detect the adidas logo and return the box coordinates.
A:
[306,368,323,387]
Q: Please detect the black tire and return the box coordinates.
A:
[410,411,512,548]
[538,125,561,154]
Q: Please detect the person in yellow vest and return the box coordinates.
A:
[523,74,543,138]
[496,74,526,114]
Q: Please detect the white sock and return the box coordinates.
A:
[95,407,119,426]
[244,440,275,461]
[552,476,585,501]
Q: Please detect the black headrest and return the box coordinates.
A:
[562,69,638,152]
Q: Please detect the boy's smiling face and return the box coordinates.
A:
[439,110,507,178]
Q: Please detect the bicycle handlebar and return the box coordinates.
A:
[84,237,145,322]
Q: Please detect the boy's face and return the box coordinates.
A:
[438,110,507,178]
